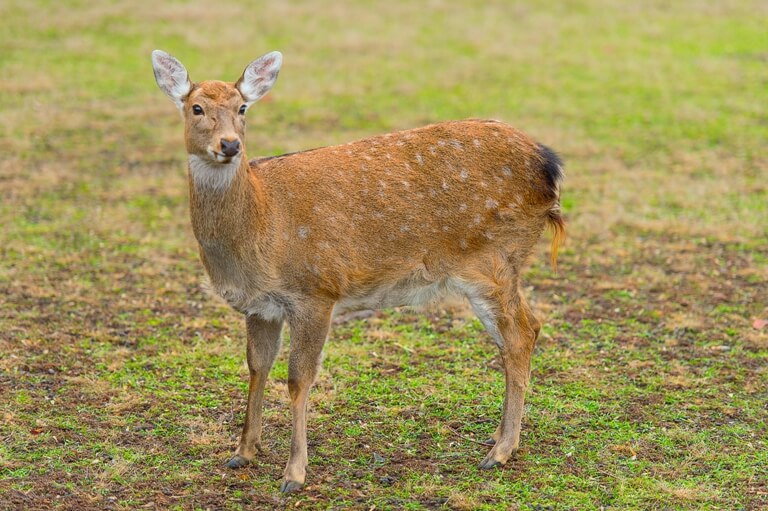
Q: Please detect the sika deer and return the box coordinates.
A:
[152,50,565,493]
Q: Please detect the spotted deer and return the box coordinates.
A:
[152,49,565,493]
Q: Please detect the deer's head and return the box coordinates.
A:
[152,50,282,165]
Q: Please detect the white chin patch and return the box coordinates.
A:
[189,154,239,191]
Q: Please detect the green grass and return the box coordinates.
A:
[1,1,767,510]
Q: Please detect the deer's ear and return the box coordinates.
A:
[236,51,282,106]
[152,50,192,110]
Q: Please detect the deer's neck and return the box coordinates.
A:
[187,153,269,250]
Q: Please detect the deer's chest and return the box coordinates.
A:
[198,240,290,321]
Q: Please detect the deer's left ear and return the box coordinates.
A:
[152,50,192,111]
[236,51,282,106]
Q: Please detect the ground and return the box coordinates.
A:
[1,1,766,510]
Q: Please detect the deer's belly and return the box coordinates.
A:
[335,276,460,313]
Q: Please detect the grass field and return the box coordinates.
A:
[1,1,767,510]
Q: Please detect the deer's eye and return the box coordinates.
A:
[192,104,204,115]
[238,104,247,115]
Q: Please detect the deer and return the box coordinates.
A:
[151,49,565,493]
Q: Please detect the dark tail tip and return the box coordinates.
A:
[536,143,565,271]
[536,143,564,198]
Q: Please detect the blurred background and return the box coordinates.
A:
[1,1,766,509]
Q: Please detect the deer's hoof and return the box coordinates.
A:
[225,455,250,469]
[478,455,504,470]
[280,479,303,493]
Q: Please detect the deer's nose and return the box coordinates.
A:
[220,139,241,157]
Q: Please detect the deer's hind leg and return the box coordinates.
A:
[463,263,540,468]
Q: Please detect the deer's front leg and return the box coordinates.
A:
[226,315,283,469]
[280,305,332,493]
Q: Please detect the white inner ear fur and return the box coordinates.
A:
[237,51,282,106]
[152,50,191,111]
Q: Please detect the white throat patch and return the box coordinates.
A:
[189,154,240,191]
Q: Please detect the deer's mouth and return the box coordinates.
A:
[210,150,238,164]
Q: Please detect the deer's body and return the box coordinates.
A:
[152,51,564,493]
[196,119,558,322]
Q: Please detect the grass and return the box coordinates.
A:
[1,0,767,510]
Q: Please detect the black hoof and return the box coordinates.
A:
[483,437,496,446]
[280,479,303,493]
[478,457,503,470]
[225,455,250,469]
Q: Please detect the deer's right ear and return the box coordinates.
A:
[152,50,192,111]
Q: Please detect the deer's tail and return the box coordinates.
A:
[536,143,566,272]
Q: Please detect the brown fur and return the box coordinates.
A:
[153,53,564,492]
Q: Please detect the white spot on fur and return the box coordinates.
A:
[485,197,499,209]
[400,225,410,233]
[415,153,424,165]
[459,203,467,212]
[502,166,512,177]
[473,214,482,225]
[473,139,481,147]
[459,169,469,180]
[459,239,468,250]
[298,226,309,239]
[450,140,463,150]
